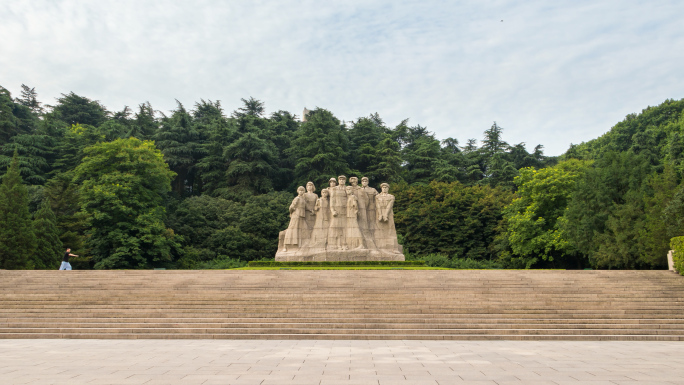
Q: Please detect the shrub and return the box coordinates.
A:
[417,253,503,269]
[670,236,684,275]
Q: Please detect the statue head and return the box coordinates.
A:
[338,175,347,186]
[349,177,358,186]
[321,188,330,198]
[345,185,353,194]
[297,186,305,195]
[380,183,389,193]
[328,177,337,187]
[361,177,369,187]
[306,181,315,193]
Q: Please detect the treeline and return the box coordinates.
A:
[0,83,681,270]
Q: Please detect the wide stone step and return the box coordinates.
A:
[1,270,683,340]
[3,322,684,330]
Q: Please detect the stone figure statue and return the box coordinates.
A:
[328,175,348,250]
[358,176,377,249]
[275,176,404,261]
[283,186,307,251]
[309,188,331,248]
[345,185,364,249]
[374,183,401,254]
[303,181,318,238]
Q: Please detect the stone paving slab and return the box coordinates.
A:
[0,340,682,384]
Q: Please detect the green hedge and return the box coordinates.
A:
[670,237,684,275]
[247,261,426,267]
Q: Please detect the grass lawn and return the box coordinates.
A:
[235,266,450,270]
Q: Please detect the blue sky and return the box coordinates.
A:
[1,0,683,155]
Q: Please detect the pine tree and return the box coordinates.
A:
[0,151,37,269]
[368,135,403,184]
[289,108,351,187]
[32,199,63,269]
[154,102,205,195]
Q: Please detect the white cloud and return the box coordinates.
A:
[1,0,683,155]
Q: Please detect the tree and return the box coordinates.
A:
[368,134,403,184]
[154,101,206,195]
[499,160,589,269]
[267,110,299,190]
[289,108,350,187]
[0,86,19,143]
[0,151,36,269]
[231,97,265,118]
[51,124,104,176]
[348,114,386,175]
[220,102,278,199]
[44,174,87,256]
[53,92,109,127]
[32,199,63,269]
[128,102,158,140]
[15,84,44,115]
[480,122,516,188]
[563,151,654,268]
[0,133,56,184]
[73,138,181,269]
[393,181,514,259]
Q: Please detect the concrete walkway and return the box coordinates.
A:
[0,340,682,385]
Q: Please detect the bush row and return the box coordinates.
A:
[670,237,684,275]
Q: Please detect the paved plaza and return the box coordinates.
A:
[0,340,682,385]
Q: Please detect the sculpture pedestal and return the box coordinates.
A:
[275,249,405,262]
[275,230,404,261]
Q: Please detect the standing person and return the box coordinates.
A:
[59,248,78,270]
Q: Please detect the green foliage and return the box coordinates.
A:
[52,92,109,127]
[411,254,502,269]
[167,192,291,265]
[0,133,56,184]
[154,102,206,195]
[44,174,87,256]
[51,124,104,175]
[499,160,589,268]
[289,108,351,187]
[32,199,63,269]
[74,138,181,269]
[222,113,278,198]
[565,98,684,161]
[670,236,684,275]
[394,181,514,260]
[197,256,248,269]
[564,151,662,269]
[0,86,20,143]
[0,151,36,269]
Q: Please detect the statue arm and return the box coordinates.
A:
[375,195,383,221]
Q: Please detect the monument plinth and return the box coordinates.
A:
[276,176,405,261]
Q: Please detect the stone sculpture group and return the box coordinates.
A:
[276,176,405,261]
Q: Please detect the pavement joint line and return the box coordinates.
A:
[2,340,684,384]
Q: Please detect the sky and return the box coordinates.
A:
[1,1,683,156]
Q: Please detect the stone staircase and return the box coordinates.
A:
[1,269,683,340]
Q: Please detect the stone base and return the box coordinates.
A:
[275,249,405,262]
